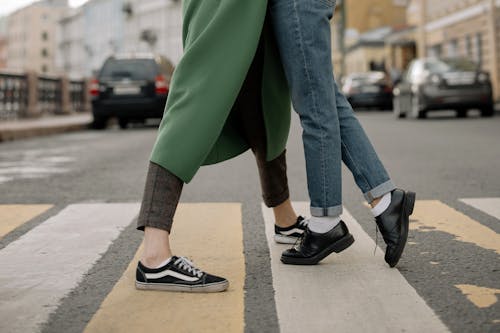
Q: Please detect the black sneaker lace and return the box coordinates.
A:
[175,257,203,278]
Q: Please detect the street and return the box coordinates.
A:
[1,111,499,333]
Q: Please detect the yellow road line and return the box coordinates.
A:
[411,201,500,254]
[84,203,244,333]
[455,284,500,308]
[0,205,53,238]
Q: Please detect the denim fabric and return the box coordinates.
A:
[269,0,395,216]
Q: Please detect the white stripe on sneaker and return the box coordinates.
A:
[0,203,140,333]
[279,227,304,236]
[145,270,199,282]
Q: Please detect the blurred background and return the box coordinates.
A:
[0,0,498,124]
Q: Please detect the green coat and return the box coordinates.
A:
[150,0,291,183]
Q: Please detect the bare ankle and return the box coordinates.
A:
[141,253,172,269]
[273,200,298,228]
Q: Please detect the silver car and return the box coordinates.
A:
[393,58,494,119]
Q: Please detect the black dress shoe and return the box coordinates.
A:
[376,189,416,268]
[281,221,354,265]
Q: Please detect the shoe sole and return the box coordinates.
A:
[280,233,355,265]
[386,191,416,268]
[274,234,301,244]
[135,280,229,293]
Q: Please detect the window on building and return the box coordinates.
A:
[473,33,483,67]
[41,48,49,57]
[42,31,49,41]
[446,39,458,58]
[465,35,472,58]
[41,64,48,73]
[428,44,442,58]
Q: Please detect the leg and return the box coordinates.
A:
[135,162,228,292]
[269,0,342,217]
[137,162,183,267]
[231,38,298,229]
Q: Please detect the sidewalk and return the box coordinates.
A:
[0,113,92,143]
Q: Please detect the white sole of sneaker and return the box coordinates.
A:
[135,280,229,293]
[274,234,299,244]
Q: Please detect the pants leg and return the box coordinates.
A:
[136,162,183,233]
[269,0,395,216]
[232,37,290,208]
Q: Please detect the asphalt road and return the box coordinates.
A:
[1,110,499,332]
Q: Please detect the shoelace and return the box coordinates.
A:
[298,217,309,228]
[374,225,379,256]
[174,257,203,278]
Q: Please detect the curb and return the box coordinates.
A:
[0,114,92,143]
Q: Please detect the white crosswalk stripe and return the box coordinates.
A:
[460,198,500,220]
[0,203,140,333]
[262,202,449,333]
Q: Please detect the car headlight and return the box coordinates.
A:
[477,73,489,83]
[429,74,442,85]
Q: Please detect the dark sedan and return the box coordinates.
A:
[342,72,393,110]
[393,58,494,119]
[91,54,174,129]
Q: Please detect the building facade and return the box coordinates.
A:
[411,0,500,99]
[6,0,69,74]
[0,16,7,69]
[121,0,183,64]
[332,0,409,78]
[58,0,126,78]
[57,0,182,79]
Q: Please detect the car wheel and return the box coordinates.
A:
[456,109,467,118]
[92,115,108,130]
[118,118,129,130]
[481,106,494,117]
[393,96,406,118]
[410,94,426,119]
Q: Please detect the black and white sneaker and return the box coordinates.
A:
[274,216,308,244]
[135,256,229,293]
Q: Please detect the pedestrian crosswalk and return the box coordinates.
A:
[0,198,499,332]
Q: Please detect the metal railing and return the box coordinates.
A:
[0,71,90,120]
[0,73,29,120]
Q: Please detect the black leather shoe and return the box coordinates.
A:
[376,189,416,268]
[281,221,354,265]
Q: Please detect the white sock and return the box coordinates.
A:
[155,257,173,269]
[371,192,392,217]
[308,216,341,233]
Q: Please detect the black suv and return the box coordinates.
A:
[90,54,174,129]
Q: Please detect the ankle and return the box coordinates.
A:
[140,253,172,269]
[275,214,298,228]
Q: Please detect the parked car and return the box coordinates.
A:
[90,53,174,129]
[393,57,494,119]
[342,71,393,110]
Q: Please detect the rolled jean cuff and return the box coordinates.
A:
[310,204,343,217]
[363,180,396,203]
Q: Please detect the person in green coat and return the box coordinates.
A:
[134,1,307,293]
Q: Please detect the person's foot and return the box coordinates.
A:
[135,256,229,292]
[280,221,354,265]
[274,216,307,244]
[375,189,416,267]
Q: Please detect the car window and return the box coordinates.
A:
[100,59,157,80]
[425,58,478,73]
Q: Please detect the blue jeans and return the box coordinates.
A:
[269,0,395,217]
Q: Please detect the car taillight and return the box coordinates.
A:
[155,75,169,95]
[89,78,100,97]
[383,85,393,93]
